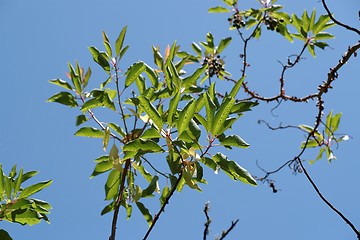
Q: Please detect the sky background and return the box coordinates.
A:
[0,0,359,240]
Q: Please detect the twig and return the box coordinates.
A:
[218,219,239,240]
[203,202,211,240]
[321,0,360,35]
[296,156,360,239]
[109,159,131,240]
[142,172,183,240]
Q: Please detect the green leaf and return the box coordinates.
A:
[182,169,201,191]
[18,180,52,198]
[47,92,78,107]
[313,42,329,50]
[125,62,146,87]
[103,127,111,151]
[14,168,23,196]
[182,65,207,88]
[81,98,103,112]
[218,134,250,148]
[301,10,310,32]
[212,96,236,136]
[200,157,218,172]
[90,160,113,178]
[159,186,169,206]
[141,128,161,139]
[152,46,164,70]
[123,139,164,153]
[101,201,115,216]
[144,63,159,88]
[0,166,4,201]
[105,169,121,200]
[231,101,258,114]
[208,6,230,13]
[119,45,129,60]
[74,127,104,138]
[108,123,126,137]
[229,76,244,98]
[21,171,38,183]
[136,202,153,225]
[300,139,319,148]
[309,9,316,32]
[88,46,110,73]
[177,100,197,136]
[68,62,82,94]
[115,26,127,57]
[204,92,216,131]
[138,95,163,130]
[291,14,303,33]
[314,32,334,40]
[141,176,159,197]
[331,112,342,133]
[217,37,232,54]
[313,15,331,34]
[167,91,181,126]
[48,79,73,90]
[75,114,88,126]
[191,42,202,57]
[213,153,257,185]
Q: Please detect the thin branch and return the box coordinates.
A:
[109,159,131,240]
[297,157,360,239]
[203,202,211,240]
[142,172,183,240]
[321,0,360,35]
[218,219,239,240]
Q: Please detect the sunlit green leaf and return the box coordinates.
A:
[74,127,104,138]
[18,180,52,198]
[182,169,201,191]
[212,153,257,185]
[136,202,153,225]
[141,176,159,197]
[108,123,126,137]
[88,46,110,73]
[115,26,127,57]
[47,92,78,107]
[159,186,169,206]
[314,32,334,40]
[75,114,88,126]
[208,6,230,13]
[218,134,249,148]
[217,37,232,54]
[123,139,164,153]
[105,170,121,200]
[212,96,235,136]
[48,79,73,91]
[14,168,23,197]
[331,112,342,133]
[177,100,197,136]
[90,160,113,178]
[138,95,163,130]
[125,62,146,87]
[152,46,164,70]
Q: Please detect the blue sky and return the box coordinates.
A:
[0,0,359,239]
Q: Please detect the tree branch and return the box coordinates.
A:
[321,0,360,35]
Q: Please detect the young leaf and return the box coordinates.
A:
[74,127,104,138]
[105,170,121,200]
[125,62,146,87]
[229,76,244,98]
[18,180,52,198]
[115,26,128,57]
[123,139,164,153]
[103,127,111,151]
[138,95,163,130]
[177,100,197,136]
[14,168,23,196]
[141,176,159,197]
[218,134,250,148]
[216,37,232,54]
[47,92,78,107]
[211,96,236,136]
[48,79,73,90]
[88,47,110,73]
[208,6,230,13]
[136,202,153,225]
[167,91,181,126]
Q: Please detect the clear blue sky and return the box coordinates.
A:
[0,0,359,239]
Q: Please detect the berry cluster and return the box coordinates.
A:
[228,13,246,29]
[203,55,225,78]
[264,16,284,32]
